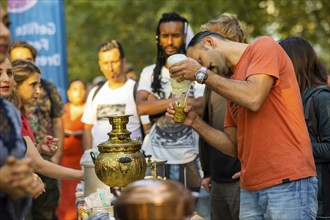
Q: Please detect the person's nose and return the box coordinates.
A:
[108,62,114,71]
[1,72,9,82]
[0,23,10,39]
[36,85,41,95]
[167,36,173,45]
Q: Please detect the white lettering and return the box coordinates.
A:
[47,23,56,35]
[15,22,57,36]
[36,54,61,67]
[37,56,47,66]
[28,39,49,51]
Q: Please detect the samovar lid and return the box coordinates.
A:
[97,114,142,152]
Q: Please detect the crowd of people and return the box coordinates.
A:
[1,3,329,220]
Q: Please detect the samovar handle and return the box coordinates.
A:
[142,150,152,159]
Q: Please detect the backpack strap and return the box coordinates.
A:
[92,80,138,102]
[304,86,330,143]
[91,81,107,102]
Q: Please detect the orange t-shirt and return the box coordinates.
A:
[224,36,316,191]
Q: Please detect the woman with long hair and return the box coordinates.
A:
[1,58,83,181]
[0,56,45,220]
[279,36,330,219]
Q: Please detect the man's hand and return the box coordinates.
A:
[169,57,202,82]
[201,177,211,192]
[165,102,198,126]
[232,171,241,180]
[0,157,45,200]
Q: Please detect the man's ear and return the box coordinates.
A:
[204,36,216,49]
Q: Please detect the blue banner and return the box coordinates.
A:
[8,0,68,101]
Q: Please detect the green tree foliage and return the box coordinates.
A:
[65,0,329,84]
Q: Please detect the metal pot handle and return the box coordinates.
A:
[90,152,97,164]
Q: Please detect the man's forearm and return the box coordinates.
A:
[137,98,173,116]
[187,97,204,117]
[204,71,274,112]
[82,128,92,151]
[191,116,237,157]
[51,117,64,164]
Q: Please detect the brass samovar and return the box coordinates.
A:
[94,115,147,187]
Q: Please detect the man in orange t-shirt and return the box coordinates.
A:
[167,31,318,219]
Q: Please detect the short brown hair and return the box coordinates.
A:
[98,40,125,59]
[200,13,248,43]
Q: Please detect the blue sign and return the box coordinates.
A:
[8,0,68,101]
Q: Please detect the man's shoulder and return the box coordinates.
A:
[253,36,275,43]
[140,64,156,75]
[251,36,278,49]
[142,64,156,70]
[88,80,108,100]
[126,78,137,85]
[91,79,136,98]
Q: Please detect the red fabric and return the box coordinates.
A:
[21,114,35,142]
[224,36,316,191]
[56,103,84,220]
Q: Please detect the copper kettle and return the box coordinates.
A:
[113,179,195,220]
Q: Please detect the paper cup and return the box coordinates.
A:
[167,54,187,68]
[167,54,191,93]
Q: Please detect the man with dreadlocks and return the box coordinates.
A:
[136,12,204,192]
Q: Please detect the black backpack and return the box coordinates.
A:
[304,86,330,143]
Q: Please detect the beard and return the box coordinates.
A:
[212,65,233,78]
[160,43,186,58]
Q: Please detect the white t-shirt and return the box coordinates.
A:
[138,64,205,164]
[81,79,141,148]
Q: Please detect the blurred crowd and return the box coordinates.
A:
[1,3,329,220]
